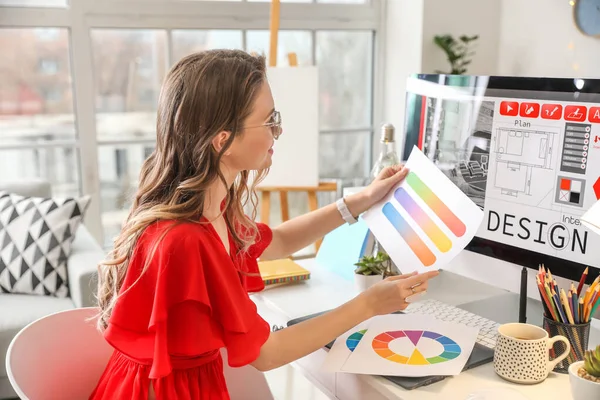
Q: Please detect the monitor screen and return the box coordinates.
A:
[402,74,600,283]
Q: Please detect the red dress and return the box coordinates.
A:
[89,219,273,400]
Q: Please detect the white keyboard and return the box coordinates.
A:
[404,299,500,349]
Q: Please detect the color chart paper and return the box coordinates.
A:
[363,146,484,274]
[321,319,373,372]
[340,314,479,377]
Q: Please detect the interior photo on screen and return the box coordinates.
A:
[402,74,600,283]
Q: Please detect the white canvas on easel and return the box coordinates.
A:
[257,66,319,188]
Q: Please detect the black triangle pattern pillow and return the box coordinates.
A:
[0,191,91,297]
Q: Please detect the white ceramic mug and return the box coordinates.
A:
[493,322,571,384]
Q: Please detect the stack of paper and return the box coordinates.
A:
[322,314,479,377]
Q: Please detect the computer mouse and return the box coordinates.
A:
[464,388,530,400]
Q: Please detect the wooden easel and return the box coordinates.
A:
[258,182,337,252]
[259,0,337,254]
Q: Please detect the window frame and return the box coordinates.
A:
[0,0,384,245]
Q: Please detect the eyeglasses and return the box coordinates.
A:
[245,110,282,140]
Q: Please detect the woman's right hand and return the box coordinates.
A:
[360,270,440,317]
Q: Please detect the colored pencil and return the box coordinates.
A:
[561,289,575,324]
[577,267,588,296]
[573,291,580,324]
[583,287,592,317]
[545,283,559,321]
[590,295,600,321]
[537,276,556,320]
[553,290,568,323]
[589,275,600,299]
[587,286,600,321]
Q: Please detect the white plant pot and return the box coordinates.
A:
[354,273,382,292]
[569,361,600,400]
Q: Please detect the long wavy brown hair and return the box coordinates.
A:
[96,49,269,330]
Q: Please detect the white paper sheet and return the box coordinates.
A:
[340,314,479,377]
[257,67,319,187]
[321,319,373,372]
[363,146,484,274]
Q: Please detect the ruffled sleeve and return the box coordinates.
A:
[247,223,273,259]
[105,222,271,379]
[238,222,273,293]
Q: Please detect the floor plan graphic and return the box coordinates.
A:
[493,128,556,197]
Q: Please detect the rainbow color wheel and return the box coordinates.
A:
[372,330,461,365]
[346,329,367,352]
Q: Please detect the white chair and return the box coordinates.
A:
[5,307,113,400]
[6,307,275,400]
[221,348,274,400]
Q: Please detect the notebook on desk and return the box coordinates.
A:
[258,258,311,286]
[287,310,495,390]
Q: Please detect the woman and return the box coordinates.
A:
[90,49,439,399]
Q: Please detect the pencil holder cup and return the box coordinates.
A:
[543,316,591,374]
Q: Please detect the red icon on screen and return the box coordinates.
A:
[590,107,600,123]
[541,104,563,120]
[500,101,519,116]
[564,105,587,122]
[520,102,540,118]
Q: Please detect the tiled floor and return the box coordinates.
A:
[264,364,332,400]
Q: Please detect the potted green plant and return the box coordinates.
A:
[433,34,479,75]
[569,345,600,399]
[353,252,392,291]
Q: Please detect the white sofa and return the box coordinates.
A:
[0,180,106,399]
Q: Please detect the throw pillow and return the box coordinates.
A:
[0,191,91,297]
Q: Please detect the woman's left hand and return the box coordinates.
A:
[362,164,409,208]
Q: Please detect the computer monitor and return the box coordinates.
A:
[402,74,600,284]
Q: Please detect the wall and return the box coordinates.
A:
[382,0,424,154]
[421,0,501,76]
[498,0,600,78]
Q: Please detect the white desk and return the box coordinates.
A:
[251,259,600,400]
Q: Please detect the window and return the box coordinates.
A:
[99,144,148,246]
[92,29,167,119]
[0,147,80,198]
[317,0,369,3]
[316,31,373,131]
[172,30,243,62]
[1,1,379,248]
[39,58,59,75]
[248,0,367,2]
[319,131,372,179]
[0,27,78,197]
[35,28,60,41]
[0,0,66,7]
[115,149,129,178]
[246,30,312,66]
[41,87,63,102]
[143,146,154,160]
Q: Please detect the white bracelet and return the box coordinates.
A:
[336,197,358,225]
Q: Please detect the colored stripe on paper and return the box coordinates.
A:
[394,187,452,253]
[405,172,466,237]
[382,203,436,266]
